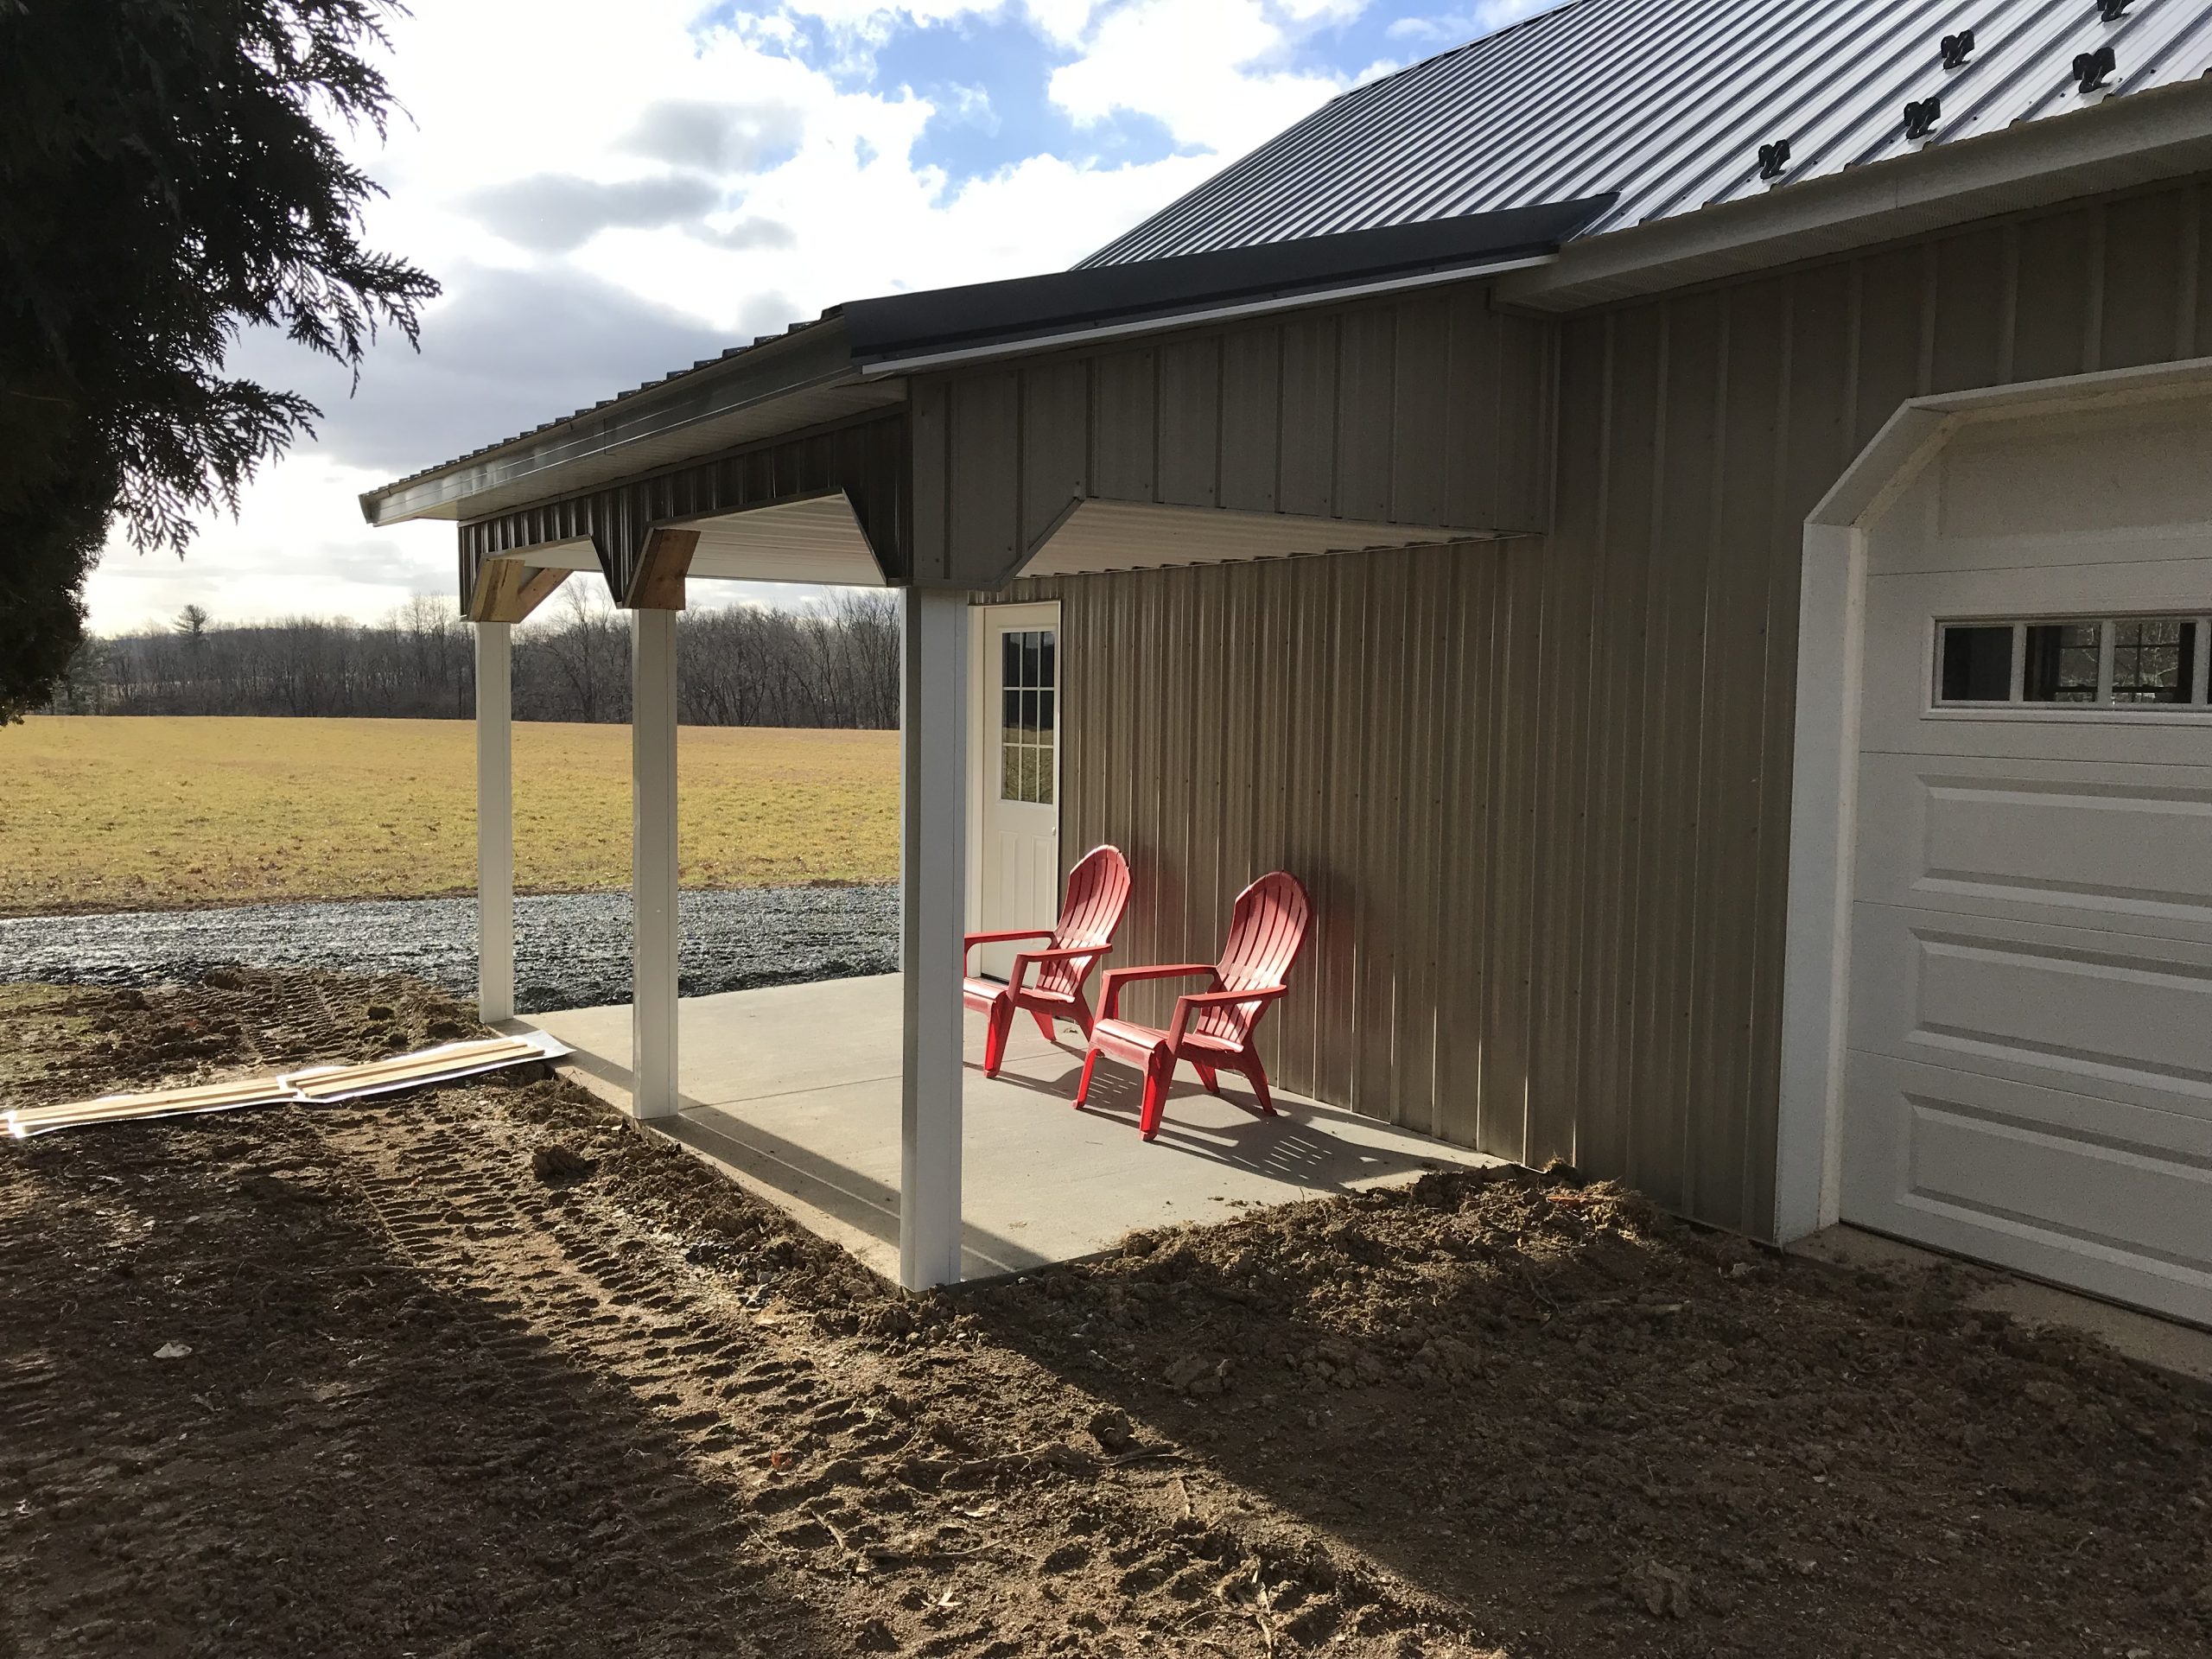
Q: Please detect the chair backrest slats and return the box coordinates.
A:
[1193,871,1311,1045]
[1036,845,1132,998]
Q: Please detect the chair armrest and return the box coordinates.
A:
[963,928,1054,974]
[1098,963,1217,1021]
[1007,944,1109,993]
[1167,984,1286,1046]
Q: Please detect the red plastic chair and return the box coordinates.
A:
[1074,871,1312,1141]
[962,845,1132,1077]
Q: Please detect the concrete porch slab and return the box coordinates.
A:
[526,974,1498,1283]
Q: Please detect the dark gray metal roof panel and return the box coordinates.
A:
[836,195,1612,363]
[1083,0,2212,266]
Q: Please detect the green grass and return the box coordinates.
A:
[1,716,898,916]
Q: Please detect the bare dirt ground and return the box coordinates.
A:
[3,972,2209,1659]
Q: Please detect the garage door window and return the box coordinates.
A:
[1935,615,2209,713]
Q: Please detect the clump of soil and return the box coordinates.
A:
[3,973,2209,1659]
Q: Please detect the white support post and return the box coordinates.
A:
[631,607,680,1121]
[899,588,968,1291]
[474,620,515,1024]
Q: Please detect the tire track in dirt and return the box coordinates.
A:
[302,1076,1465,1658]
[32,971,2190,1657]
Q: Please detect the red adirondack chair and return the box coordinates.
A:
[962,844,1133,1077]
[1074,871,1312,1141]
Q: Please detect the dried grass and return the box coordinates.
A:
[0,715,897,915]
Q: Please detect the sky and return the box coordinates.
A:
[82,0,1559,634]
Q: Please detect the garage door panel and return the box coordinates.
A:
[1853,753,2212,940]
[1936,395,2212,543]
[1850,905,2212,1121]
[1842,1054,2212,1327]
[1859,562,2212,759]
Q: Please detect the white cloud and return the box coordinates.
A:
[80,0,1389,632]
[1386,0,1561,43]
[1048,0,1348,156]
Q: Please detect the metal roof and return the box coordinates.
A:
[1084,0,2212,266]
[362,200,1605,522]
[838,196,1608,365]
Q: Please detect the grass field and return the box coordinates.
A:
[1,716,898,916]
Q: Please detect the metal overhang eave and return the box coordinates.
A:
[836,194,1614,369]
[1497,77,2212,315]
[356,318,860,528]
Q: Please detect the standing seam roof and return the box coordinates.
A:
[1081,0,2212,266]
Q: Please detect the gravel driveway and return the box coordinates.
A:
[0,886,899,1014]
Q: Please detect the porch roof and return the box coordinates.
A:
[357,198,1603,531]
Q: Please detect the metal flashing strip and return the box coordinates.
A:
[4,1076,302,1138]
[841,198,1609,370]
[284,1033,568,1103]
[5,1031,570,1136]
[853,255,1558,377]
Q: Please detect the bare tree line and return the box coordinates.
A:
[44,588,901,728]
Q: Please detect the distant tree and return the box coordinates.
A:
[47,596,900,727]
[174,603,212,639]
[0,0,439,722]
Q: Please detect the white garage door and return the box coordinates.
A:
[1840,397,2212,1327]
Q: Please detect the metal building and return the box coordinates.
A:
[363,0,2212,1319]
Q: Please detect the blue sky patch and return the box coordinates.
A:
[701,3,1545,192]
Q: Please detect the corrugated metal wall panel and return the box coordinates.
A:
[996,178,2209,1240]
[925,290,1556,586]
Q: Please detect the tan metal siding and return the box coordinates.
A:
[929,289,1556,587]
[995,179,2210,1241]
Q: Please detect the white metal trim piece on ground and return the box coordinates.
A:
[1775,354,2212,1246]
[283,1032,572,1102]
[630,607,681,1122]
[900,588,969,1291]
[6,1032,572,1136]
[474,620,516,1025]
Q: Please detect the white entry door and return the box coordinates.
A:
[969,604,1061,981]
[1839,398,2212,1326]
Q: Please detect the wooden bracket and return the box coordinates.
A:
[467,559,569,623]
[626,526,700,611]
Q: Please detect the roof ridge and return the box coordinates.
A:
[1350,0,1592,97]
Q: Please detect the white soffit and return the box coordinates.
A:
[1020,499,1496,579]
[683,492,889,588]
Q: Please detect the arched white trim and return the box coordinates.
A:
[1774,354,2212,1242]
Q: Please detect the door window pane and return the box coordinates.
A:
[996,623,1057,805]
[2023,623,2100,703]
[1939,625,2013,702]
[2112,619,2196,705]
